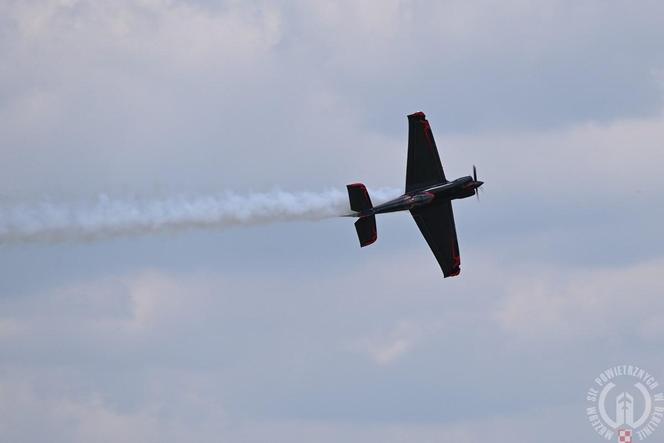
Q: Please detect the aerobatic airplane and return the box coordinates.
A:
[347,111,483,277]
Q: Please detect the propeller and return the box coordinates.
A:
[473,165,482,201]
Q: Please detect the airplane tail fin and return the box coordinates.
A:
[354,215,377,247]
[346,183,373,213]
[347,183,377,247]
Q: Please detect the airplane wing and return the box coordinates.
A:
[406,112,446,192]
[410,201,461,277]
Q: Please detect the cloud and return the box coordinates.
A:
[0,369,586,443]
[0,0,285,195]
[1,252,663,441]
[0,370,231,443]
[2,1,664,442]
[3,0,664,197]
[350,320,435,365]
[495,258,664,342]
[444,113,664,197]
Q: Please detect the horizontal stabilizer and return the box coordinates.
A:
[354,215,377,247]
[347,183,373,213]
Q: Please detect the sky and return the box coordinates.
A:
[1,0,664,441]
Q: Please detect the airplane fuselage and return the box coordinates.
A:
[354,176,484,217]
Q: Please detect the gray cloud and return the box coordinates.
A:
[1,1,664,442]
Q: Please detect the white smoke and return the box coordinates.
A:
[0,188,401,244]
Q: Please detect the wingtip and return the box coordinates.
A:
[359,231,377,247]
[444,268,461,278]
[408,111,426,120]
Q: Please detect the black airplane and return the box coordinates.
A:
[347,111,483,277]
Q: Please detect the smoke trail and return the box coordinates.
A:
[0,188,401,244]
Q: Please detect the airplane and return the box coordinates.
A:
[346,111,483,278]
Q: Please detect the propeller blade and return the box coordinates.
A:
[473,165,477,182]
